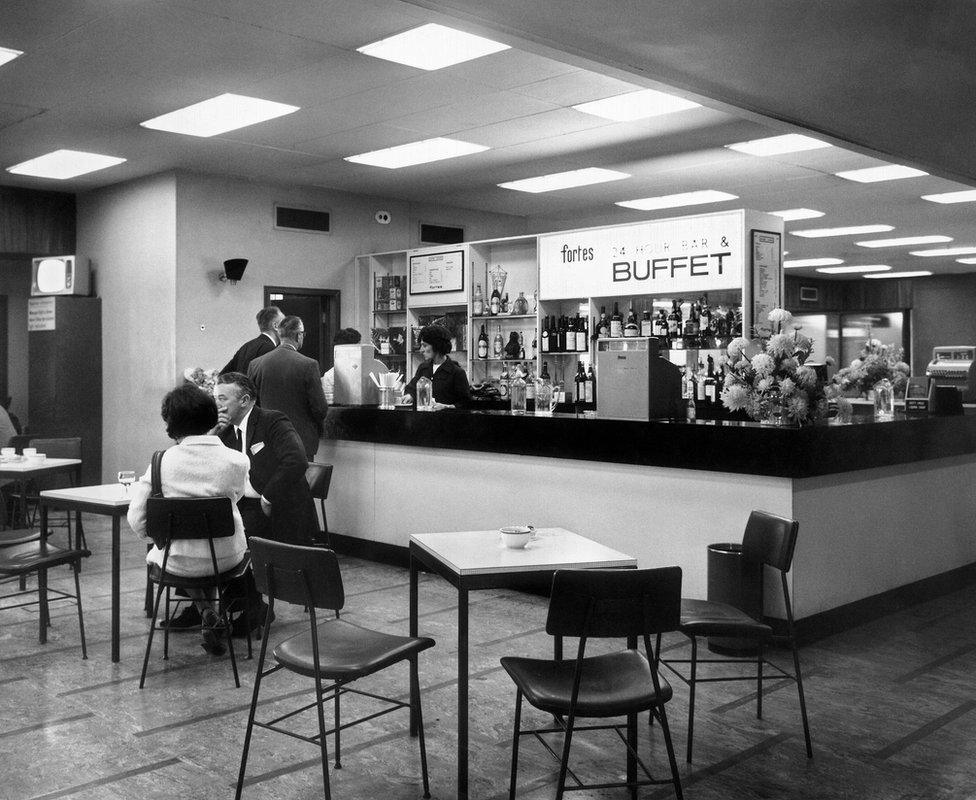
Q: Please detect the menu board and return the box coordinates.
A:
[409,250,464,295]
[750,230,782,326]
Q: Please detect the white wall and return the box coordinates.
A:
[76,173,178,480]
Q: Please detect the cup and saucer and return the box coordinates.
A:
[499,525,535,549]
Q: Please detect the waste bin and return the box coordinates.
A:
[706,543,762,654]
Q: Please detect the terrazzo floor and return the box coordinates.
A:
[3,516,976,799]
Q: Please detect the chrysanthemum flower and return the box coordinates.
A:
[766,332,793,358]
[779,377,796,396]
[720,383,750,411]
[751,353,775,376]
[727,337,750,358]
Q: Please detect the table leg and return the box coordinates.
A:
[458,586,469,800]
[409,554,419,735]
[111,514,121,663]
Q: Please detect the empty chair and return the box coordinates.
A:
[304,462,333,547]
[140,496,250,689]
[501,567,684,800]
[0,534,90,658]
[236,537,434,800]
[660,510,812,763]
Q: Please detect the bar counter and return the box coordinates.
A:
[319,406,976,639]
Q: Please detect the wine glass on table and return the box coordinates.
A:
[117,470,136,495]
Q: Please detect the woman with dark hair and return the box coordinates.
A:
[403,324,471,410]
[126,384,250,655]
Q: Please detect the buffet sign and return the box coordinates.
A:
[538,211,743,300]
[409,249,464,295]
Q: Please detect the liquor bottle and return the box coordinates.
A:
[683,303,700,349]
[699,295,712,347]
[472,283,485,316]
[477,324,489,359]
[502,293,510,314]
[498,363,510,398]
[490,284,501,316]
[510,368,526,415]
[575,315,587,351]
[531,331,537,359]
[695,359,707,402]
[714,306,730,348]
[640,308,653,337]
[704,355,717,404]
[492,325,504,358]
[557,316,567,352]
[540,360,551,382]
[624,307,639,337]
[668,300,683,349]
[513,291,528,315]
[525,362,536,402]
[519,332,526,359]
[654,309,669,347]
[598,307,610,338]
[585,363,596,406]
[575,361,587,406]
[541,316,551,353]
[610,302,623,338]
[535,362,554,416]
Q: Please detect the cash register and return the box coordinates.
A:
[925,346,975,390]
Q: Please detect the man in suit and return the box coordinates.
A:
[247,315,328,459]
[220,306,283,376]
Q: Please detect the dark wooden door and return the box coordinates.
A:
[264,287,340,372]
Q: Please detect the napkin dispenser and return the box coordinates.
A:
[333,344,386,405]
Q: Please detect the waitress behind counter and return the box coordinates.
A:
[403,324,471,411]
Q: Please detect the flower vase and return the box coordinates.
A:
[759,392,785,426]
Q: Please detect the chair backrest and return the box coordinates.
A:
[741,510,799,573]
[145,496,235,545]
[546,567,681,639]
[249,537,344,611]
[28,437,82,459]
[305,462,333,501]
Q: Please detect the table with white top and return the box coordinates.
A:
[408,527,637,800]
[39,484,131,663]
[0,456,82,532]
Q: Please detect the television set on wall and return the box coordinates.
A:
[31,255,91,296]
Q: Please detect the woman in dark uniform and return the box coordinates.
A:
[403,324,471,410]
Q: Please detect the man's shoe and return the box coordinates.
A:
[160,604,202,630]
[230,602,275,638]
[200,609,227,656]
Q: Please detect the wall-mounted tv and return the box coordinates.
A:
[31,255,91,296]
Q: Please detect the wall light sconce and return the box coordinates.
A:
[219,258,248,284]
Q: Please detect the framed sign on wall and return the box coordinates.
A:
[409,249,464,295]
[750,229,782,327]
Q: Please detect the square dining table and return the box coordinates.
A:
[408,527,637,800]
[0,456,82,533]
[39,484,131,663]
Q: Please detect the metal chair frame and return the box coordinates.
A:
[305,462,333,547]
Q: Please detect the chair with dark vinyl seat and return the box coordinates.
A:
[500,567,684,800]
[235,537,434,800]
[660,509,812,763]
[0,533,90,658]
[304,462,333,547]
[140,496,250,689]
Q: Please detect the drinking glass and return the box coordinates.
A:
[117,470,136,494]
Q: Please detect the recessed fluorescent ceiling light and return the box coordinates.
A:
[615,190,738,211]
[769,208,824,221]
[140,93,299,137]
[816,264,891,274]
[921,189,976,204]
[6,149,126,179]
[865,271,932,279]
[835,164,928,182]
[0,46,23,67]
[856,235,952,248]
[783,257,843,268]
[572,89,700,121]
[792,224,894,238]
[499,167,630,193]
[726,134,831,156]
[957,258,976,264]
[909,246,976,257]
[356,23,509,70]
[345,137,488,168]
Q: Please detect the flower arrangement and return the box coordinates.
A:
[183,367,219,394]
[720,308,830,425]
[832,336,910,397]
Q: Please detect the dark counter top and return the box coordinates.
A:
[323,407,976,478]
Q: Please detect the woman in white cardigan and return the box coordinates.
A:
[127,384,250,655]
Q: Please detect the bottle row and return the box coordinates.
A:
[485,359,597,414]
[595,295,743,351]
[681,355,725,422]
[471,282,536,317]
[476,325,537,361]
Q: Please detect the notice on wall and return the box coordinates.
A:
[750,230,782,328]
[409,250,464,295]
[28,297,56,331]
[538,211,743,300]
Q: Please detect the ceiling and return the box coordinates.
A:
[2,0,975,280]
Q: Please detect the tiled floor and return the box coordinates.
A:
[3,516,976,799]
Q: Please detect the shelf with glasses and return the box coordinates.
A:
[471,314,537,321]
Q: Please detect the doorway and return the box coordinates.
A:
[264,287,340,372]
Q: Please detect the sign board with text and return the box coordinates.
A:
[539,211,744,300]
[28,296,56,331]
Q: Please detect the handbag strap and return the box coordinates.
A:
[150,449,165,497]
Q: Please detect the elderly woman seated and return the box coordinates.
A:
[127,384,249,655]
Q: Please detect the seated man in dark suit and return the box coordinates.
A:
[220,306,283,376]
